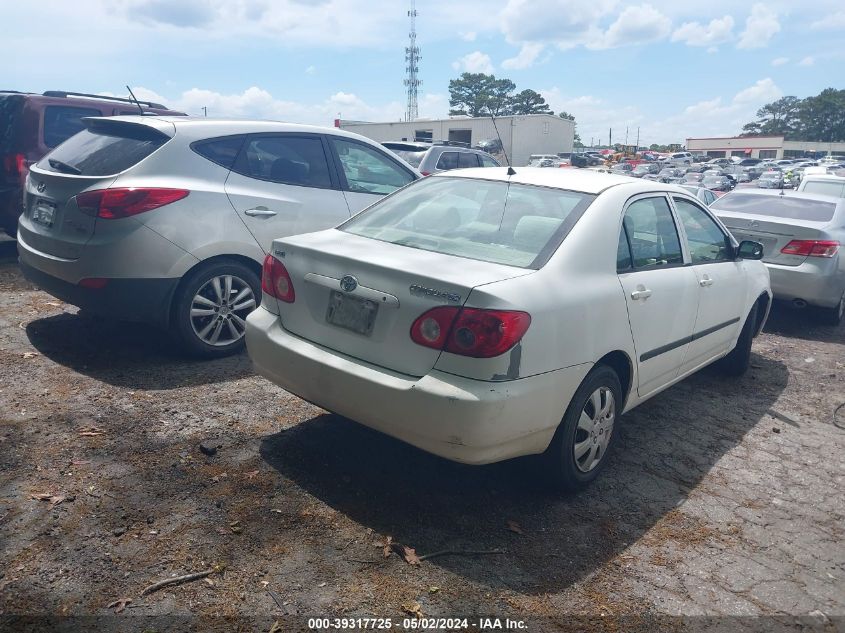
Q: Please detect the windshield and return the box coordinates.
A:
[340,176,596,269]
[387,149,426,168]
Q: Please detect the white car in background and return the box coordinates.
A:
[246,169,771,490]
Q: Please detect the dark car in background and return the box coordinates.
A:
[0,90,184,236]
[702,174,734,191]
[381,141,499,176]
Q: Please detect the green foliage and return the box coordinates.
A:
[510,89,551,115]
[741,90,845,141]
[558,111,575,121]
[448,73,553,117]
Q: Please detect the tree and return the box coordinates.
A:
[741,96,801,137]
[508,89,551,115]
[448,73,516,117]
[558,111,575,121]
[794,89,845,142]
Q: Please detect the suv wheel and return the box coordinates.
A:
[173,260,260,358]
[541,365,622,492]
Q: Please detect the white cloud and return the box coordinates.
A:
[707,46,719,54]
[305,65,316,74]
[771,56,789,66]
[501,42,544,69]
[671,15,734,46]
[500,0,616,48]
[451,51,494,74]
[590,4,672,49]
[459,30,477,42]
[810,11,845,30]
[733,78,781,104]
[737,4,780,49]
[798,56,815,66]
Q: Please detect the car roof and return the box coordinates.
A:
[801,174,845,182]
[437,166,677,195]
[717,188,843,204]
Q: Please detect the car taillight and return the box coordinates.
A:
[3,153,28,186]
[780,240,840,258]
[261,254,295,303]
[410,306,531,358]
[75,188,189,219]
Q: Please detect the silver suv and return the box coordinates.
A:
[381,141,499,176]
[18,116,419,357]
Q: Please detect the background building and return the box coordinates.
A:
[338,114,574,166]
[686,135,845,160]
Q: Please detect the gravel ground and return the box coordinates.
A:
[0,236,843,632]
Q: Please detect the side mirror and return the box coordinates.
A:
[737,240,764,260]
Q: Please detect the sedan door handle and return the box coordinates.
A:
[699,275,714,287]
[244,206,277,217]
[630,287,652,300]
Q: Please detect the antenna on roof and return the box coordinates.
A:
[489,114,515,175]
[125,85,144,115]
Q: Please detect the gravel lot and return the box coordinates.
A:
[0,235,843,632]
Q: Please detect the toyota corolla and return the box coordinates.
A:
[246,168,771,490]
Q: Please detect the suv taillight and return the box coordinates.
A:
[410,306,531,358]
[261,254,295,303]
[780,240,840,258]
[3,153,28,186]
[75,188,189,219]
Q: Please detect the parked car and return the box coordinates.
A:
[682,172,705,185]
[0,90,184,237]
[667,151,694,167]
[706,158,732,168]
[610,162,634,175]
[757,170,792,189]
[645,167,683,183]
[737,158,762,167]
[631,163,659,178]
[678,185,719,206]
[381,141,499,176]
[246,167,771,490]
[702,175,734,192]
[796,175,845,198]
[712,189,845,324]
[17,117,420,357]
[527,154,562,168]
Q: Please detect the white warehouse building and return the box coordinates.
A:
[338,114,574,167]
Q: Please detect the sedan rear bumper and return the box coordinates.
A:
[246,306,590,465]
[19,259,178,325]
[767,260,845,308]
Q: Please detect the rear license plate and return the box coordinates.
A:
[32,200,56,227]
[326,291,379,336]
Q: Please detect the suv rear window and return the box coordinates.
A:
[43,106,102,148]
[191,135,246,169]
[36,121,169,176]
[711,192,837,223]
[341,176,595,269]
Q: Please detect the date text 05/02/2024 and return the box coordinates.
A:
[307,617,528,630]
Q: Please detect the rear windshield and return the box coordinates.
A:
[801,180,845,198]
[340,176,595,269]
[711,192,837,223]
[36,122,168,176]
[386,148,426,168]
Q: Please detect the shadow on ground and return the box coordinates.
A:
[261,352,788,595]
[763,301,844,344]
[25,312,253,390]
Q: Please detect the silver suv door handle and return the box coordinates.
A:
[631,287,652,300]
[699,275,714,287]
[244,207,277,217]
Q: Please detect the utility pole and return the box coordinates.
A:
[636,127,640,151]
[404,0,421,122]
[625,126,628,148]
[609,128,612,149]
[201,106,207,117]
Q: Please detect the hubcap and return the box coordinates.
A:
[573,387,615,473]
[190,274,256,347]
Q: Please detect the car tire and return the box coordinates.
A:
[541,365,622,492]
[173,260,261,359]
[716,303,758,377]
[818,293,845,326]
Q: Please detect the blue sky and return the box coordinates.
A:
[3,0,843,144]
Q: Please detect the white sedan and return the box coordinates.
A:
[246,168,772,490]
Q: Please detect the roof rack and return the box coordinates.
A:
[41,91,167,109]
[431,140,471,148]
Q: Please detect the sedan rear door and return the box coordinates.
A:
[617,195,699,397]
[224,133,350,254]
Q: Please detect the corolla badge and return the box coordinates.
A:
[36,182,46,193]
[409,284,462,303]
[748,220,760,229]
[339,275,358,293]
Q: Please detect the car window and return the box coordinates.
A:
[458,152,479,168]
[386,148,426,168]
[332,138,414,195]
[340,176,595,269]
[622,197,684,269]
[479,154,499,168]
[436,152,459,170]
[239,135,331,188]
[673,197,732,264]
[711,193,836,222]
[802,180,845,198]
[191,135,246,170]
[617,227,633,272]
[43,106,102,148]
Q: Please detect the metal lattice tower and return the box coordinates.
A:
[404,0,421,121]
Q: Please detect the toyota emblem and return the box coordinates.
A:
[339,275,358,293]
[36,182,46,193]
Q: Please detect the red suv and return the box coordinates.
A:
[0,90,184,236]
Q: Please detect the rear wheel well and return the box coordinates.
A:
[596,351,633,408]
[168,254,263,326]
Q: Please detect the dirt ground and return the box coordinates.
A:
[0,236,843,632]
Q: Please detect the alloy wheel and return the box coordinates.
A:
[190,274,256,346]
[573,387,616,473]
